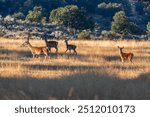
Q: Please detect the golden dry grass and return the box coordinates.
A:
[0,38,150,99]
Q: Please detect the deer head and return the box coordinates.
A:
[21,32,31,47]
[118,46,124,50]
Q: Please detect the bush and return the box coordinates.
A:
[41,17,47,25]
[147,22,150,36]
[26,6,43,22]
[0,28,6,36]
[101,30,120,40]
[98,2,122,9]
[12,12,25,20]
[4,15,14,22]
[78,31,90,39]
[97,2,122,17]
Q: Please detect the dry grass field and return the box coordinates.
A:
[0,38,150,99]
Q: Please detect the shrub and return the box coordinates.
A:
[12,12,25,20]
[41,17,47,25]
[147,22,150,36]
[4,15,14,22]
[101,30,120,40]
[78,31,90,39]
[97,2,122,17]
[26,6,43,22]
[0,28,6,36]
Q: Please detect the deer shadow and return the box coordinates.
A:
[103,55,120,62]
[23,64,103,71]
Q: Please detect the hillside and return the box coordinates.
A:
[0,0,150,37]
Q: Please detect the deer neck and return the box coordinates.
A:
[119,49,123,55]
[44,38,48,46]
[44,38,48,43]
[27,43,33,50]
[65,41,68,47]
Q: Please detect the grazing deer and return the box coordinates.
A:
[118,46,134,62]
[64,39,77,54]
[22,33,49,60]
[44,38,58,53]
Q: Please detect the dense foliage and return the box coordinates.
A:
[26,6,43,22]
[0,0,148,16]
[50,5,94,30]
[0,0,150,34]
[78,31,91,39]
[111,11,129,34]
[147,22,150,35]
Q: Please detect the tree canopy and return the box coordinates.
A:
[50,5,95,30]
[26,6,43,22]
[111,11,129,34]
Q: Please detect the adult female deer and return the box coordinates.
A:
[22,33,49,60]
[64,39,77,54]
[44,37,58,53]
[118,46,134,62]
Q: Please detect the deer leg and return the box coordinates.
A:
[129,57,133,63]
[74,49,77,55]
[56,47,58,53]
[121,57,124,62]
[38,55,41,59]
[33,54,35,58]
[49,48,51,53]
[44,50,48,59]
[128,57,131,62]
[130,59,132,63]
[131,55,134,63]
[46,49,49,56]
[65,49,68,53]
[44,54,47,60]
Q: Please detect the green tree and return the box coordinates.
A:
[147,22,150,35]
[78,31,90,39]
[50,5,94,30]
[26,6,43,22]
[111,11,129,34]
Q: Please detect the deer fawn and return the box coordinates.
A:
[44,38,58,53]
[64,39,77,54]
[118,46,134,62]
[22,33,49,60]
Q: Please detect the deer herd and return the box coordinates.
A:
[21,32,134,62]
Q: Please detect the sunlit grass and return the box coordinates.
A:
[0,38,150,99]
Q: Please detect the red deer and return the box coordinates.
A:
[44,38,58,53]
[64,39,77,54]
[118,46,134,62]
[22,33,48,60]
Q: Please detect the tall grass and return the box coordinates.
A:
[0,38,150,99]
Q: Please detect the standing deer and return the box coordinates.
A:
[64,39,77,54]
[118,46,134,62]
[22,33,49,60]
[44,37,58,53]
